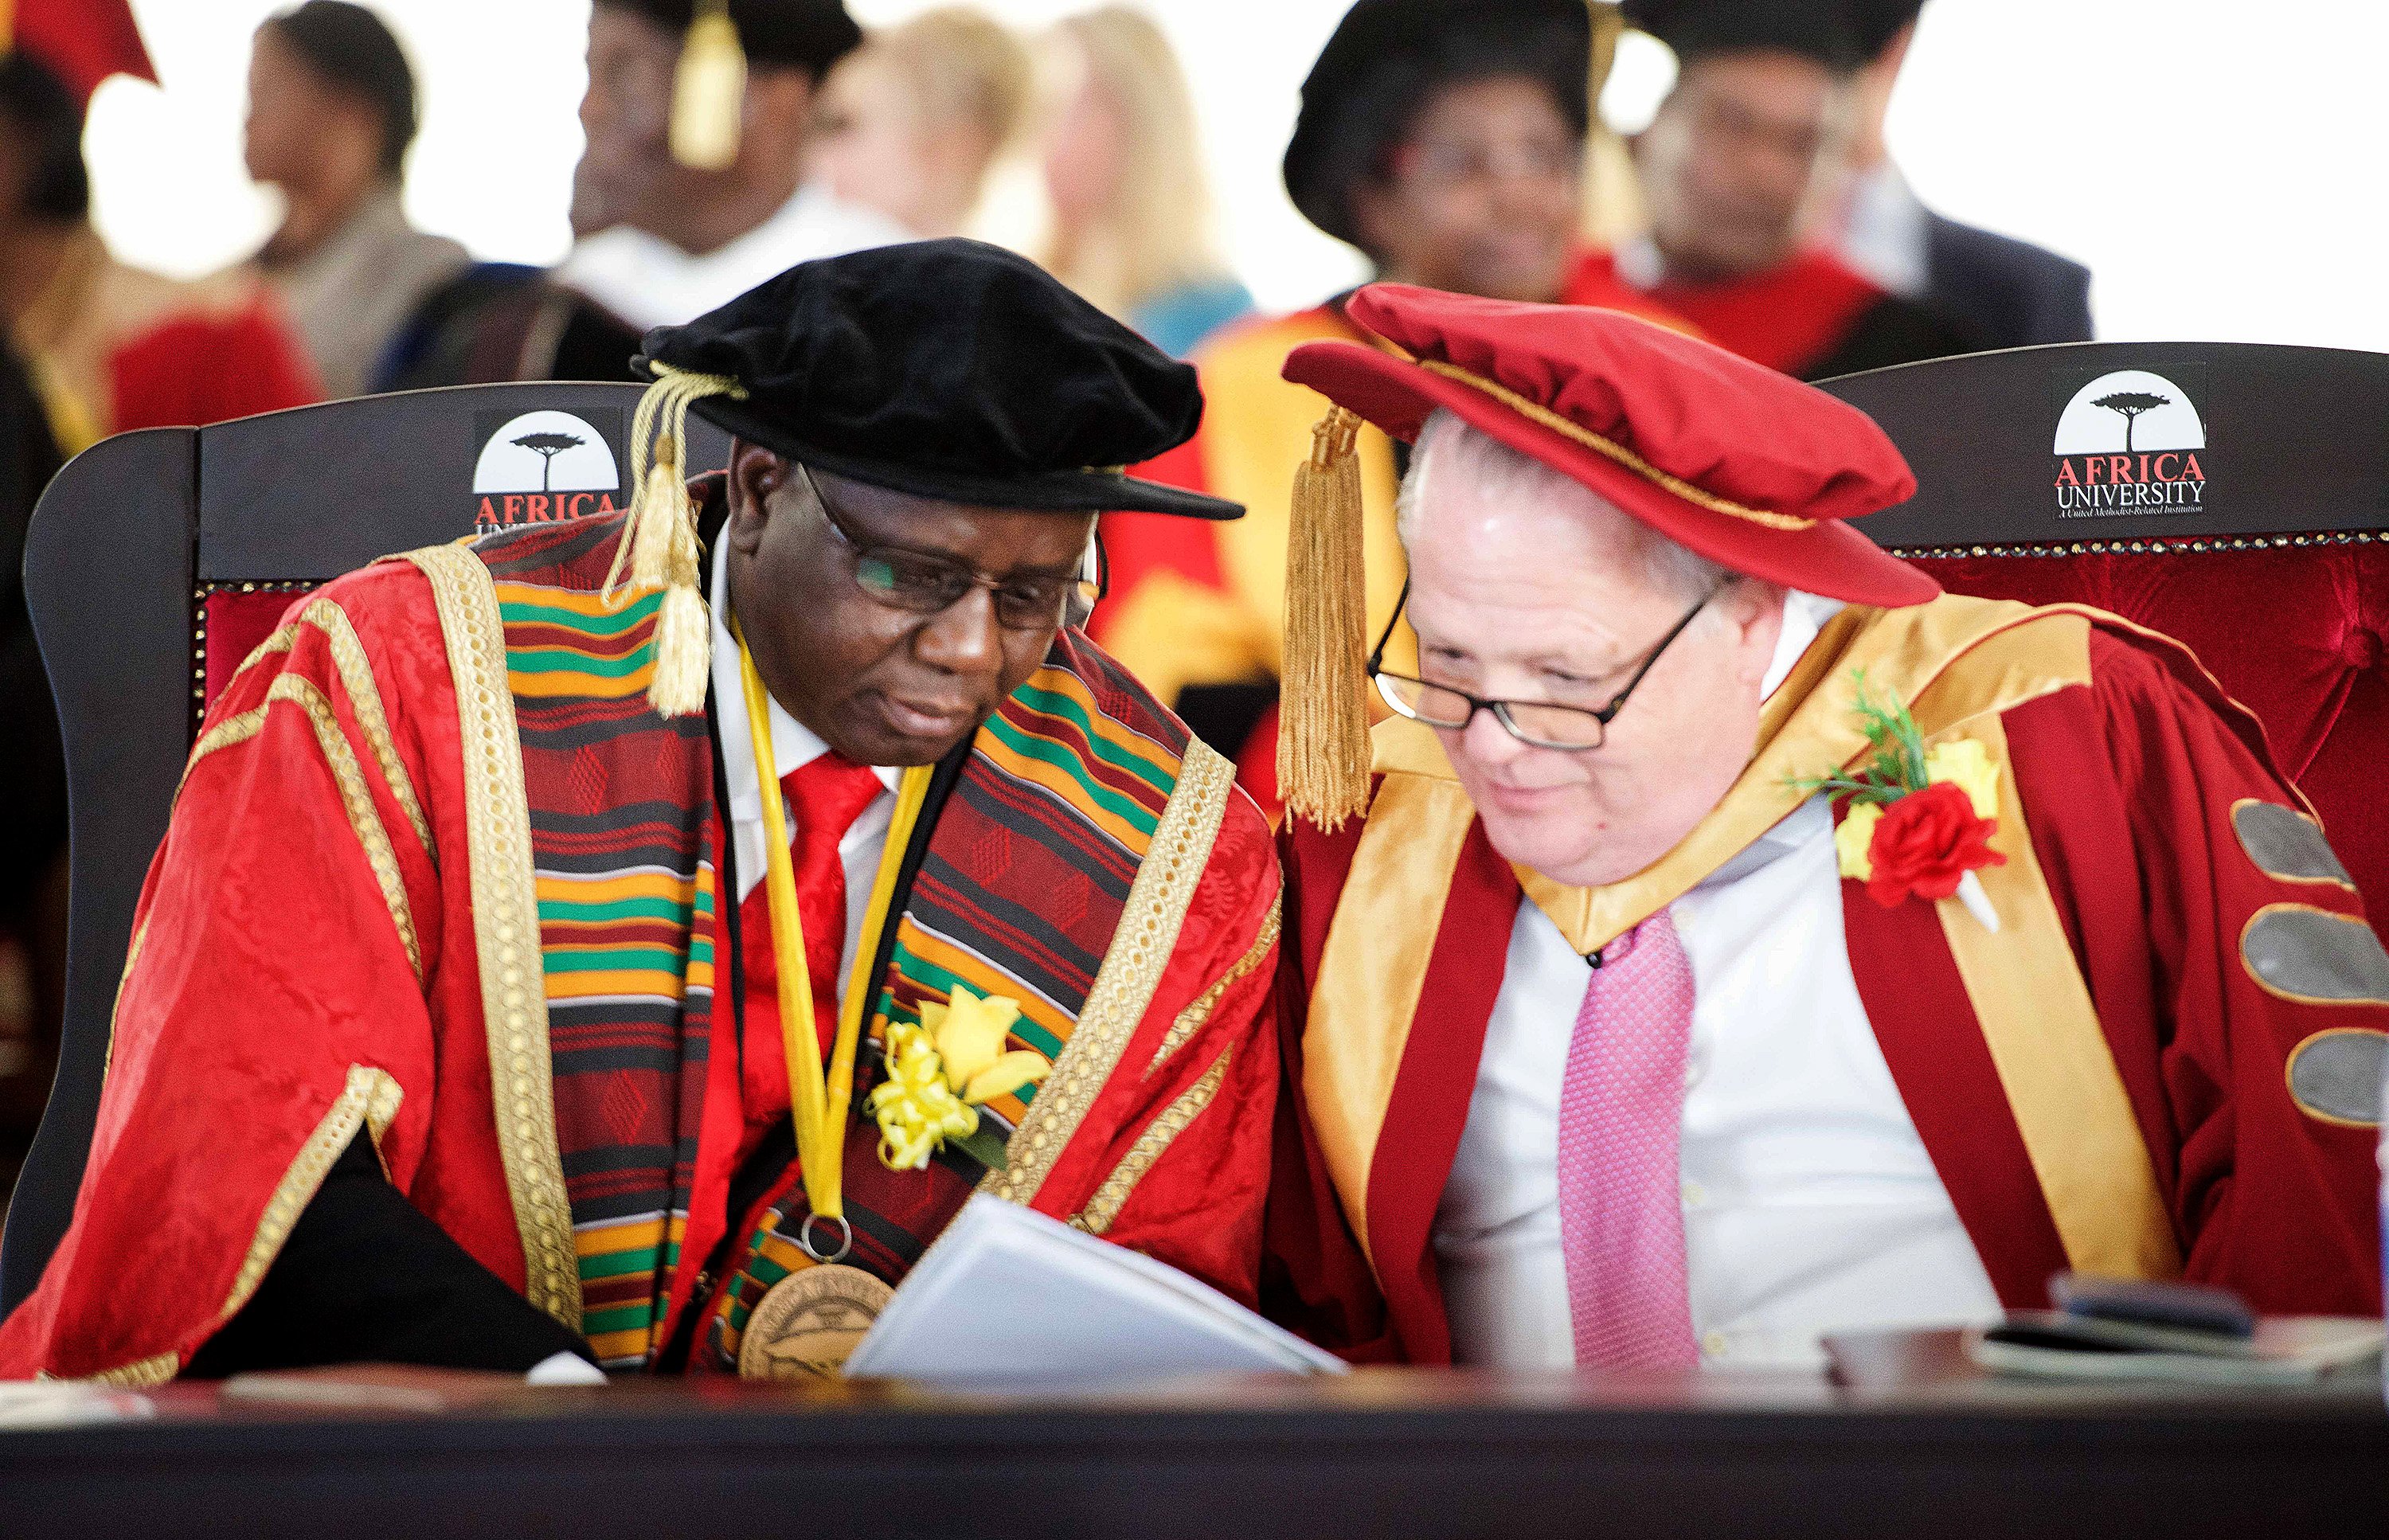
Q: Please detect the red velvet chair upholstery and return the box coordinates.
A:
[1,385,729,1311]
[1820,341,2389,915]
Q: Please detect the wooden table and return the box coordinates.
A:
[0,1350,2379,1538]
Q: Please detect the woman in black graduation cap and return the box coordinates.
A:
[1,240,1288,1386]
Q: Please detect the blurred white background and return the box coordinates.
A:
[91,0,2389,349]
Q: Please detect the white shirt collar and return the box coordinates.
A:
[558,181,910,332]
[1688,589,1846,890]
[1761,588,1845,701]
[1613,233,1666,291]
[1835,162,1931,299]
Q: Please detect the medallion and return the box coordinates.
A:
[736,1263,895,1381]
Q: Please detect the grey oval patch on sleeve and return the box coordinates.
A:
[2241,906,2389,1003]
[2232,801,2353,886]
[2286,1030,2387,1126]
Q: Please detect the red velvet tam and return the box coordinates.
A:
[1283,283,1939,608]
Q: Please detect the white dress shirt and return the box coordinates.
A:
[1431,592,2005,1371]
[708,539,897,987]
[1834,163,1933,301]
[561,182,909,333]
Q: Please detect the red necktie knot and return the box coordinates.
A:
[784,752,887,865]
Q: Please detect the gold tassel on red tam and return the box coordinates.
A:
[1277,405,1372,831]
[604,364,746,717]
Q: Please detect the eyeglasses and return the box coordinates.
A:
[1386,135,1582,190]
[1367,580,1726,750]
[799,462,1103,631]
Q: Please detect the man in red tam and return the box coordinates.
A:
[1262,283,2385,1370]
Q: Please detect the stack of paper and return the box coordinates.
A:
[844,1195,1347,1385]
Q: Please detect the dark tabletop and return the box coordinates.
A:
[0,1341,2380,1539]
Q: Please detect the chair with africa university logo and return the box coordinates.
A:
[2,383,729,1311]
[1822,339,2389,923]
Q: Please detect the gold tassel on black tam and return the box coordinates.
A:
[1277,405,1373,831]
[604,364,747,717]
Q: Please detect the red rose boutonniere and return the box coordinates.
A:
[1794,674,2006,930]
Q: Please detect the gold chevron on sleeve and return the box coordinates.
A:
[299,598,433,858]
[266,673,422,979]
[1148,891,1280,1076]
[1074,1043,1236,1237]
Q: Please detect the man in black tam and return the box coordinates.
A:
[1,240,1288,1386]
[378,0,905,390]
[1580,0,1980,380]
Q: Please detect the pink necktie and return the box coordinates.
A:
[1556,908,1699,1370]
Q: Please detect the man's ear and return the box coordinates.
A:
[725,440,787,554]
[1727,579,1788,685]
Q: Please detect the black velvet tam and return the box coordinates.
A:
[1851,0,1926,60]
[1283,0,1592,252]
[1623,0,1867,72]
[639,239,1243,520]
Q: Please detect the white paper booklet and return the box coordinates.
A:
[843,1194,1347,1385]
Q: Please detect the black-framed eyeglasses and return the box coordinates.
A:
[798,461,1105,631]
[1367,579,1726,750]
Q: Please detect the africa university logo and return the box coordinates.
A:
[2050,369,2207,519]
[471,409,624,529]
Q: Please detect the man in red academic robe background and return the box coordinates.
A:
[1261,283,2383,1369]
[0,1,319,453]
[1585,0,1976,382]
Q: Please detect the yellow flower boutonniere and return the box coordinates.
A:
[866,987,1053,1171]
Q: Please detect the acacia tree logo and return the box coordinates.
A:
[512,430,586,493]
[2092,390,2170,453]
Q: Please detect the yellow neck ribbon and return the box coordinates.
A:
[735,631,933,1235]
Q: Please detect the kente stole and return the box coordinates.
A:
[469,517,1193,1371]
[479,517,719,1369]
[706,631,1190,1368]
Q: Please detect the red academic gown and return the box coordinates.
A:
[1265,598,2384,1364]
[0,515,1281,1384]
[15,229,319,456]
[1572,247,1977,382]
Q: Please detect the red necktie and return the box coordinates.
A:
[737,752,887,1128]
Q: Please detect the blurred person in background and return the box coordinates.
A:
[1587,0,1972,380]
[384,0,900,388]
[0,1,315,1210]
[811,6,1029,240]
[558,0,905,330]
[1828,0,2091,348]
[244,2,468,400]
[1038,5,1250,359]
[1094,0,1681,812]
[0,14,319,456]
